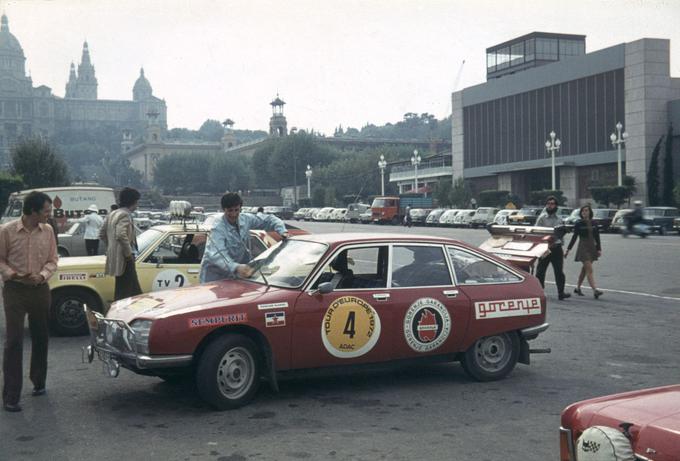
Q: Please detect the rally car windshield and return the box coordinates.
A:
[136,228,164,254]
[247,239,327,289]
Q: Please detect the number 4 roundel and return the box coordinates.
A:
[321,296,381,358]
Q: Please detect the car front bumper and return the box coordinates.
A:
[82,307,192,377]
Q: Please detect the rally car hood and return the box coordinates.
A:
[106,279,276,323]
[57,255,106,269]
[563,385,680,459]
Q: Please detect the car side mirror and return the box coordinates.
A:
[318,282,333,294]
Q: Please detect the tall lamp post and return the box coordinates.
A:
[305,164,312,199]
[545,131,561,191]
[378,154,387,196]
[411,149,421,193]
[610,122,628,186]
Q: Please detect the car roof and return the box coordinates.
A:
[291,232,462,246]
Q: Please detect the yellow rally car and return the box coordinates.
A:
[49,222,276,336]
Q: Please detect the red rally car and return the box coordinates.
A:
[560,384,680,461]
[84,233,550,410]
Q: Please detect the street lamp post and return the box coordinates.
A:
[545,131,561,191]
[378,154,387,196]
[610,122,628,186]
[411,149,421,194]
[305,164,312,199]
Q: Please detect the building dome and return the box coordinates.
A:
[133,67,153,101]
[0,14,24,58]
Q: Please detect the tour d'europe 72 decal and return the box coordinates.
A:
[321,296,381,358]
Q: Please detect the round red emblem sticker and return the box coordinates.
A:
[403,298,451,352]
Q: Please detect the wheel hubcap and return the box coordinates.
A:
[57,299,85,328]
[216,347,254,400]
[475,335,510,372]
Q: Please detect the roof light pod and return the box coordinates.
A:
[169,200,192,218]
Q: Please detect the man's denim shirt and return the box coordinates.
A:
[199,212,286,283]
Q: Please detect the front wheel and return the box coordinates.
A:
[196,334,261,410]
[461,332,519,381]
[50,288,102,336]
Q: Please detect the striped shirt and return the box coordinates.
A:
[0,218,58,283]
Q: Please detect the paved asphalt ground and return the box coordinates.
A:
[2,222,679,460]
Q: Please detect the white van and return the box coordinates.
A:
[1,186,116,231]
[345,203,370,223]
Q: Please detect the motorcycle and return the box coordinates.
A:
[622,222,651,238]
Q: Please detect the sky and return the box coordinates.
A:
[5,0,680,135]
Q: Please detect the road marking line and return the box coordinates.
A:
[546,282,680,302]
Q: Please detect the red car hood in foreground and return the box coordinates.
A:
[563,385,680,460]
[107,279,274,324]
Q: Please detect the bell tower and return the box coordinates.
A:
[145,110,161,143]
[269,95,288,137]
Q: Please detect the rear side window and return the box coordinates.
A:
[447,247,521,285]
[391,245,452,287]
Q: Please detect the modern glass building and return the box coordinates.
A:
[452,32,680,205]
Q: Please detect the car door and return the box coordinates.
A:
[389,244,472,359]
[137,231,206,292]
[291,244,393,369]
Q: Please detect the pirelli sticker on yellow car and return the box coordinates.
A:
[321,296,381,358]
[58,272,87,281]
[474,297,541,319]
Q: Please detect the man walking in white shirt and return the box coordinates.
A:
[73,204,104,256]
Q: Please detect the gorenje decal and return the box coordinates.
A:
[474,298,541,319]
[403,298,451,352]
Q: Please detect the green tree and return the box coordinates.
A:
[198,119,225,142]
[101,153,143,187]
[647,135,663,206]
[433,180,453,207]
[449,177,471,208]
[479,190,510,207]
[10,138,70,188]
[0,172,23,212]
[208,154,252,193]
[529,189,567,206]
[153,153,211,193]
[662,125,675,206]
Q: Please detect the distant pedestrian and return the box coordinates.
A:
[534,196,570,300]
[565,205,603,299]
[404,205,412,227]
[99,187,142,301]
[0,191,58,412]
[73,204,104,256]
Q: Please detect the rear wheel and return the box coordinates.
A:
[461,332,519,381]
[50,288,102,336]
[196,334,261,410]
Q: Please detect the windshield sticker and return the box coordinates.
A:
[189,313,247,328]
[152,269,189,291]
[321,296,381,359]
[265,311,286,328]
[258,302,289,310]
[58,272,87,281]
[475,298,541,319]
[403,298,451,352]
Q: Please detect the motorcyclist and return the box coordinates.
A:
[626,200,643,233]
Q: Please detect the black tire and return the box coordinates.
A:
[461,332,519,381]
[196,334,261,410]
[50,288,102,336]
[57,247,69,258]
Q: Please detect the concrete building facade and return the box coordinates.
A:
[452,32,680,206]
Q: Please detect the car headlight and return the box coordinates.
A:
[129,320,153,355]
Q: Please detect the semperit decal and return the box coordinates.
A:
[474,297,541,319]
[403,297,451,353]
[58,272,87,281]
[188,313,247,328]
[321,296,381,359]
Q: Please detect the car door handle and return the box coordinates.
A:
[373,293,390,301]
[442,290,459,298]
[187,269,199,274]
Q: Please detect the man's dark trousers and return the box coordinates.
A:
[2,281,50,406]
[535,245,566,295]
[114,259,142,301]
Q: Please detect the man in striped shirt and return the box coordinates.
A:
[0,191,58,412]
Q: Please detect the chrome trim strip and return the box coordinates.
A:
[137,354,193,368]
[559,427,575,461]
[520,322,549,338]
